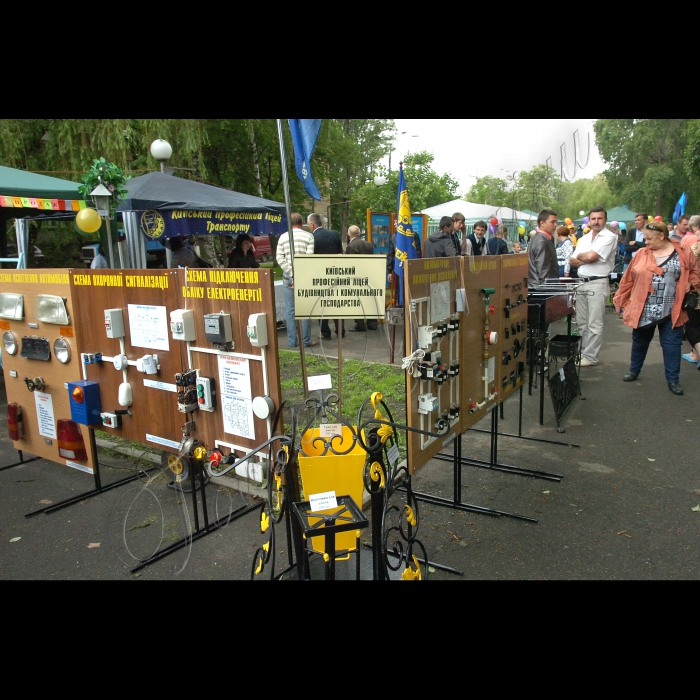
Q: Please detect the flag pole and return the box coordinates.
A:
[276,119,309,399]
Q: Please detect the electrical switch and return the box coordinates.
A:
[246,313,268,347]
[104,309,125,339]
[170,309,196,341]
[196,376,215,412]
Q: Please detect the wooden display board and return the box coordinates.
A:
[499,254,529,403]
[458,256,503,433]
[0,269,96,473]
[69,267,282,460]
[403,257,463,472]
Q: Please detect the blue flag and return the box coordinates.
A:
[394,164,419,304]
[288,119,322,200]
[673,192,687,223]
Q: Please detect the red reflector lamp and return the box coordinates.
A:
[57,419,88,461]
[7,403,24,441]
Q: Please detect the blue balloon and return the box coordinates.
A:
[619,222,627,230]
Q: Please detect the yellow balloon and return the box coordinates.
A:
[75,208,102,233]
[648,215,653,222]
[583,227,590,233]
[518,225,526,235]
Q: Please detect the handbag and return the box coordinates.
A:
[682,290,699,311]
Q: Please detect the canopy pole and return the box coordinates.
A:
[277,119,308,402]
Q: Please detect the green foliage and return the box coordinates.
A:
[78,157,130,217]
[354,150,460,225]
[594,119,696,217]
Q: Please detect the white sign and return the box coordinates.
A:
[146,433,181,450]
[143,379,178,392]
[128,304,170,352]
[387,443,400,466]
[430,280,451,324]
[309,491,338,512]
[308,374,332,392]
[65,460,92,473]
[293,254,386,319]
[218,355,255,439]
[319,423,343,439]
[34,391,56,439]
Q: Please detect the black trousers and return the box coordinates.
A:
[685,307,700,348]
[321,319,345,337]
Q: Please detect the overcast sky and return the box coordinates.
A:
[389,119,607,196]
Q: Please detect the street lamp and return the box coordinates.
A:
[150,139,173,173]
[90,183,116,268]
[374,175,387,187]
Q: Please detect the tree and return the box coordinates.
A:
[594,119,696,217]
[355,150,460,225]
[466,176,510,207]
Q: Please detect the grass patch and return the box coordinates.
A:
[278,350,407,431]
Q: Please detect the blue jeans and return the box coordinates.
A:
[283,275,310,347]
[630,316,684,384]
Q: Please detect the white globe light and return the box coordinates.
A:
[579,210,585,216]
[374,175,387,187]
[150,139,173,162]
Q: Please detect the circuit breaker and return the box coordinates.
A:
[247,313,268,347]
[104,309,125,339]
[196,376,215,411]
[170,309,196,341]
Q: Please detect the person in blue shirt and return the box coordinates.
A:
[486,224,509,255]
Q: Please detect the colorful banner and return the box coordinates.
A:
[0,195,86,210]
[139,209,288,240]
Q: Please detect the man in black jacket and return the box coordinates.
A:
[346,225,378,331]
[307,213,344,339]
[528,209,559,288]
[623,212,648,271]
[424,216,458,258]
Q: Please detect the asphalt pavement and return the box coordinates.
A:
[1,309,699,580]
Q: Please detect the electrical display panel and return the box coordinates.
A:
[68,267,282,460]
[498,254,529,404]
[403,256,463,474]
[0,270,96,472]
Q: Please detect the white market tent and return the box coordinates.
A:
[421,199,538,233]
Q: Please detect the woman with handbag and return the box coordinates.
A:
[613,220,700,395]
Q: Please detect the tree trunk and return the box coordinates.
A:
[199,235,220,267]
[656,193,664,217]
[249,120,264,198]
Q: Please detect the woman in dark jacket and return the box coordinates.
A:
[227,234,259,268]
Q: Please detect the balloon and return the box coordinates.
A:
[583,216,590,224]
[496,217,502,225]
[519,221,526,228]
[488,223,496,235]
[564,218,572,225]
[610,221,618,228]
[579,210,585,216]
[648,215,653,221]
[490,217,498,226]
[518,225,526,235]
[619,222,627,230]
[583,227,590,233]
[654,215,663,221]
[75,208,102,233]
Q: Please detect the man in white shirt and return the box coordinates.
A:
[90,245,109,269]
[568,207,618,366]
[276,212,316,348]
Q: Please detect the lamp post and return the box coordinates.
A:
[90,183,116,268]
[150,139,173,173]
[150,139,173,267]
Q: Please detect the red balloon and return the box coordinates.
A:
[654,216,663,221]
[490,217,498,226]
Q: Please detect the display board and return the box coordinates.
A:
[0,269,97,473]
[68,267,282,464]
[403,257,463,471]
[404,255,529,474]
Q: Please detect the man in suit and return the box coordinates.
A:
[466,220,488,256]
[307,212,344,339]
[623,212,648,272]
[346,225,378,331]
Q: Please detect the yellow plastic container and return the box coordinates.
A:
[298,425,367,556]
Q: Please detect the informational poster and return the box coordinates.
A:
[217,355,255,440]
[293,254,387,319]
[430,280,451,325]
[34,391,57,439]
[127,304,170,352]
